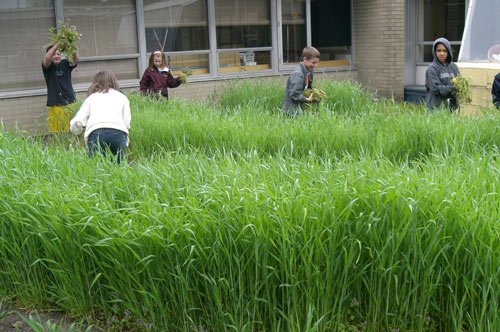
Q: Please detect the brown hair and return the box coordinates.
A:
[148,50,167,70]
[302,46,320,60]
[87,70,119,95]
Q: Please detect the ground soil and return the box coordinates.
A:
[0,301,89,331]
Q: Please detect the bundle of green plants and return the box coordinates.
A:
[451,75,472,105]
[47,21,81,63]
[178,67,193,84]
[303,87,326,102]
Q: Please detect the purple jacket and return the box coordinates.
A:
[139,68,182,99]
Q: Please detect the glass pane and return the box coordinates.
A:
[218,50,271,73]
[215,0,271,49]
[64,0,138,56]
[311,0,351,67]
[281,0,306,64]
[0,1,54,91]
[144,0,209,52]
[168,54,210,75]
[73,59,139,84]
[421,0,465,62]
[459,0,500,62]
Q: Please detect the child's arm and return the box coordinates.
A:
[70,99,90,135]
[71,48,80,65]
[43,43,59,67]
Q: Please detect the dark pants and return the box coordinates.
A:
[87,128,127,164]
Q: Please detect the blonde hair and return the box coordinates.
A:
[87,70,119,95]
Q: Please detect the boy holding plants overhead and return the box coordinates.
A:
[282,46,320,117]
[42,22,81,133]
[42,42,79,132]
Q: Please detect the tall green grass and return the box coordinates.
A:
[128,81,500,163]
[1,80,499,331]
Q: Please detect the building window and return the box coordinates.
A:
[418,0,465,63]
[281,0,305,64]
[215,0,271,49]
[311,0,351,67]
[144,0,209,74]
[215,0,272,73]
[63,0,139,83]
[0,1,55,92]
[281,0,351,67]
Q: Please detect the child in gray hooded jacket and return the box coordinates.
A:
[425,37,461,111]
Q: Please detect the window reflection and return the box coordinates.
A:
[215,0,271,49]
[218,50,271,73]
[144,0,209,52]
[420,0,465,62]
[281,0,306,64]
[64,0,138,56]
[281,0,351,67]
[168,54,210,75]
[0,1,54,91]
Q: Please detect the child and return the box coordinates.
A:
[70,70,131,164]
[139,50,183,99]
[492,72,500,109]
[425,37,461,111]
[42,42,79,132]
[282,46,320,117]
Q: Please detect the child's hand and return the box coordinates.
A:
[179,73,188,84]
[305,92,314,102]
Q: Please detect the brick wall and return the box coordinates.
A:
[353,0,405,99]
[0,95,47,135]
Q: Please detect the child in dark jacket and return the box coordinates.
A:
[282,46,320,117]
[425,37,460,111]
[492,72,500,109]
[139,50,183,99]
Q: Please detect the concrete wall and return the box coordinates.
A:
[457,63,500,115]
[353,0,405,99]
[0,70,356,135]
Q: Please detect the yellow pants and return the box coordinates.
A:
[48,105,71,133]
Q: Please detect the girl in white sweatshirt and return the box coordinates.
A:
[70,70,131,163]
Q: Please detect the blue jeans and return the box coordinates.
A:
[87,128,127,164]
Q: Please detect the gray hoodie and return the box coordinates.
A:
[425,38,460,110]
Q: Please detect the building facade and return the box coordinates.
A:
[0,0,468,134]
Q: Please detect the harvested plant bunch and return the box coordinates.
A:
[303,88,326,102]
[181,67,193,76]
[179,67,193,84]
[451,75,472,105]
[48,21,81,63]
[179,73,188,84]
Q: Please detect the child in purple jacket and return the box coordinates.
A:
[139,50,183,99]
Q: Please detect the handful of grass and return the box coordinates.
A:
[47,21,81,63]
[451,75,472,105]
[179,67,193,84]
[303,88,326,102]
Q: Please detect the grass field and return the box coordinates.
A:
[1,79,499,331]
